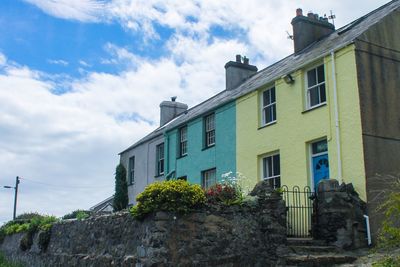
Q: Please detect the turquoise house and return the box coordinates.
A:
[162,56,257,188]
[165,101,236,187]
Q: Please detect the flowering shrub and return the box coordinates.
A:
[130,180,206,219]
[205,171,244,205]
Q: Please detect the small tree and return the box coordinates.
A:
[113,163,129,211]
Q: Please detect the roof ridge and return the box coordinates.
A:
[120,0,400,155]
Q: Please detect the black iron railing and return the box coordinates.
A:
[282,185,314,238]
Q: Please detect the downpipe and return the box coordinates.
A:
[364,214,372,246]
[330,51,343,181]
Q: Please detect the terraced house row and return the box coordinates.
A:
[119,1,400,239]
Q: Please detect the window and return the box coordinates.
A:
[261,87,277,126]
[204,113,215,148]
[129,156,135,184]
[306,64,326,108]
[202,168,216,189]
[156,143,164,176]
[179,126,188,156]
[262,154,281,189]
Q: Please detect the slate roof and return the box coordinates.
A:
[90,195,114,212]
[120,0,400,155]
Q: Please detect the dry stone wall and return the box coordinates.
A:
[312,179,369,249]
[0,181,287,267]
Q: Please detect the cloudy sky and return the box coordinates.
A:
[0,0,389,223]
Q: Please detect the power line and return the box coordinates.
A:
[20,177,111,189]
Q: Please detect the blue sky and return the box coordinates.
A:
[0,0,389,223]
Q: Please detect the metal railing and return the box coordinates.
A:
[282,185,314,238]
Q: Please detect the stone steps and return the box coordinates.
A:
[281,239,358,267]
[285,254,358,266]
[288,244,341,254]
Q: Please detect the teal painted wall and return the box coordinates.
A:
[165,101,236,185]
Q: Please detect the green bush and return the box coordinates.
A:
[15,212,42,220]
[130,180,206,219]
[372,255,400,267]
[377,178,400,249]
[114,163,129,211]
[0,214,58,237]
[62,210,91,220]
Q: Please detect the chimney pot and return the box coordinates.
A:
[235,54,242,63]
[225,55,257,90]
[296,8,303,16]
[159,98,188,126]
[292,8,335,53]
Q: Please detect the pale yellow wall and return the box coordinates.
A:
[236,45,366,199]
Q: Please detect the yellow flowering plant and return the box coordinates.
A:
[130,180,206,219]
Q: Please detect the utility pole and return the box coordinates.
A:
[4,176,20,220]
[13,176,20,220]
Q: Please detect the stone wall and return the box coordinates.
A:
[0,181,287,267]
[313,179,369,249]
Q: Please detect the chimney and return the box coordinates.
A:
[159,97,188,127]
[224,55,258,90]
[291,8,335,53]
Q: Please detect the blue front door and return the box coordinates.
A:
[312,154,329,188]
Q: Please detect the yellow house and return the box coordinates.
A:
[237,45,365,198]
[233,1,400,239]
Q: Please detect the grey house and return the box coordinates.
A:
[119,98,188,205]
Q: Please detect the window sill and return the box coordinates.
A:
[202,144,215,151]
[128,182,135,186]
[302,102,326,114]
[154,174,164,178]
[258,121,277,130]
[177,154,187,159]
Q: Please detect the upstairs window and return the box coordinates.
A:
[129,156,135,185]
[261,87,277,126]
[179,126,188,157]
[262,153,281,189]
[306,65,326,108]
[204,113,215,148]
[156,143,164,176]
[202,168,216,189]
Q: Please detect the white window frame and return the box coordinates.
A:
[202,168,216,189]
[204,113,215,147]
[179,126,187,156]
[305,64,326,109]
[129,156,135,184]
[261,86,277,126]
[156,143,164,176]
[261,153,281,189]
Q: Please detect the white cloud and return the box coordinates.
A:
[47,59,69,66]
[0,58,155,223]
[24,0,107,22]
[0,34,249,223]
[79,60,91,67]
[0,53,6,66]
[2,0,391,224]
